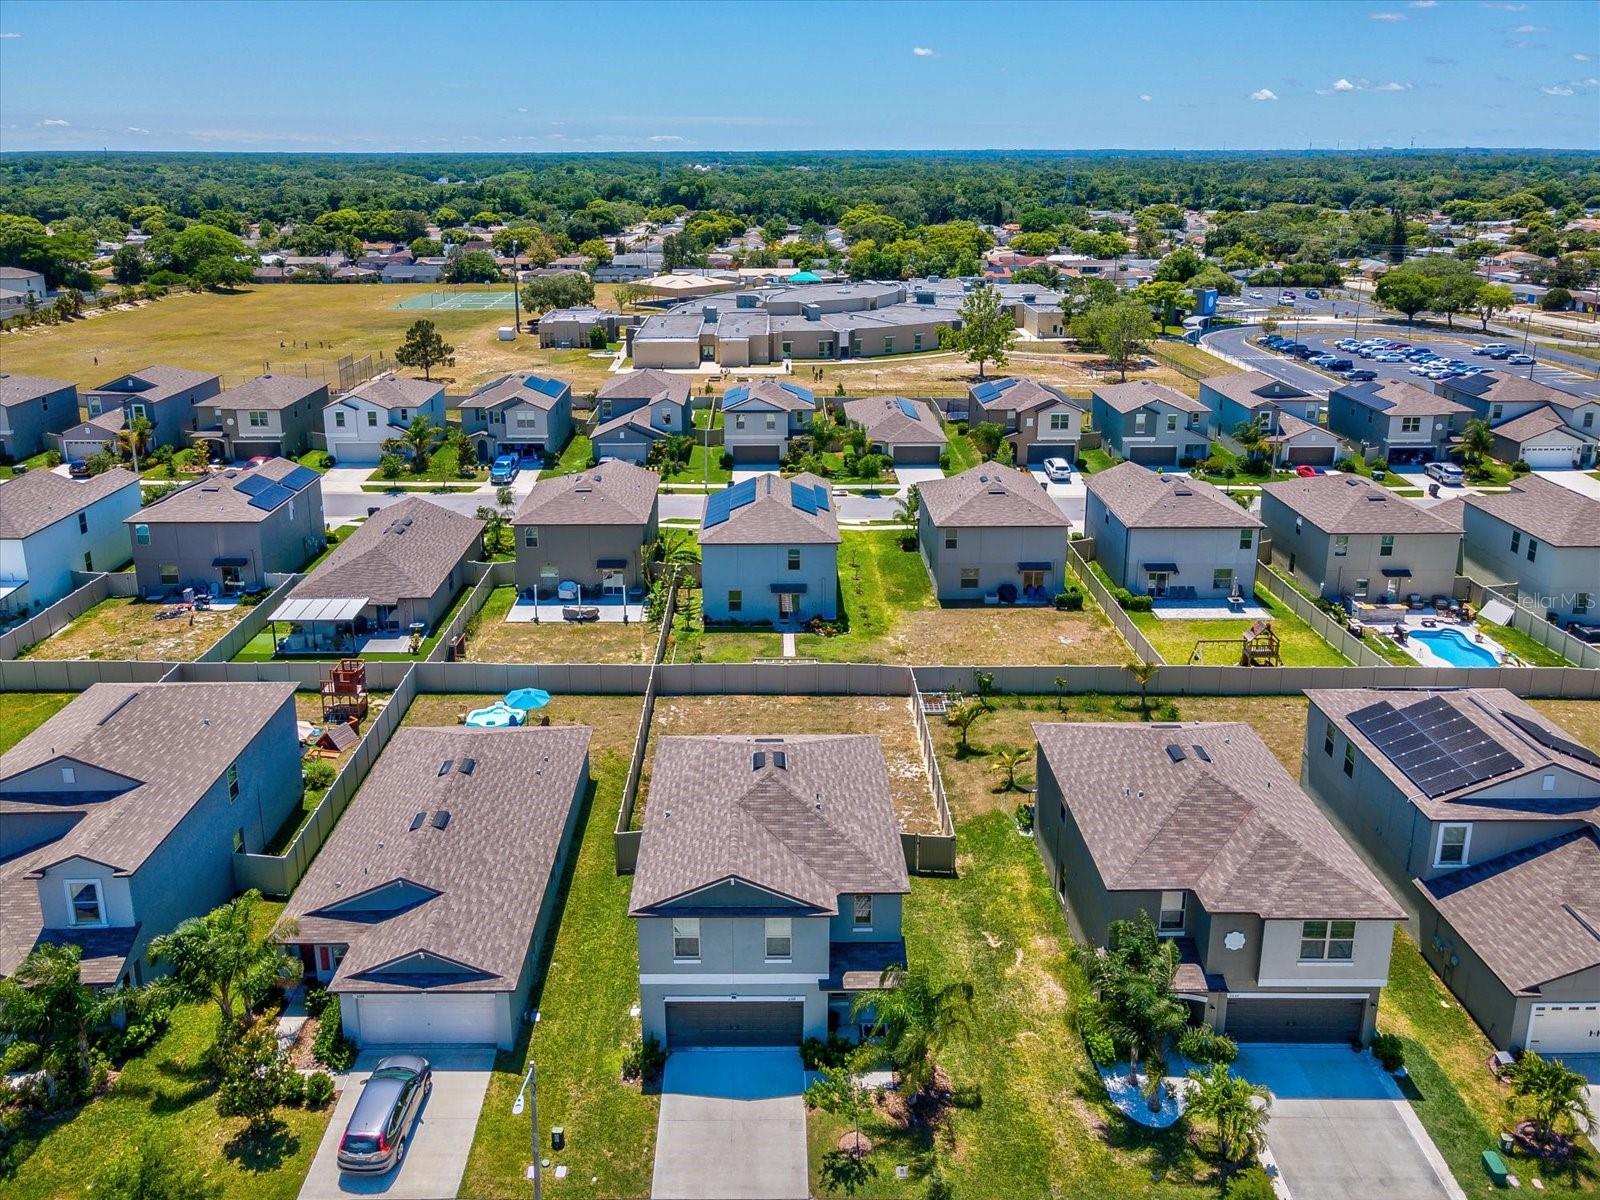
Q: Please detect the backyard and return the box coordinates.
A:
[232,581,478,662]
[19,595,251,661]
[0,691,72,752]
[467,586,659,664]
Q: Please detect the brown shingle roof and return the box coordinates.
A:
[1491,406,1592,445]
[1093,380,1208,415]
[629,734,910,915]
[1416,828,1600,995]
[841,397,947,448]
[281,725,590,994]
[210,374,326,411]
[1462,474,1600,547]
[340,374,443,411]
[1034,721,1403,921]
[1199,371,1311,410]
[1336,379,1470,418]
[514,459,658,526]
[129,458,316,525]
[1086,461,1261,530]
[1261,474,1460,536]
[0,467,140,540]
[287,497,481,606]
[596,369,692,406]
[0,372,74,409]
[919,462,1068,529]
[699,472,840,546]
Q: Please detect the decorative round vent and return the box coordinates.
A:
[1224,931,1247,951]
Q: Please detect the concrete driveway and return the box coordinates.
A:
[1233,1044,1463,1200]
[651,1048,807,1200]
[299,1046,495,1200]
[893,465,944,490]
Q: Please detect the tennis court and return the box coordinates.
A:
[393,290,517,311]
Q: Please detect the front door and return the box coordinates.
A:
[778,592,798,620]
[1148,572,1169,597]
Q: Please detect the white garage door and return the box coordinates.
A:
[354,992,501,1045]
[1520,444,1578,470]
[1527,1002,1600,1055]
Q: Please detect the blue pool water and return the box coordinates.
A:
[1412,627,1499,668]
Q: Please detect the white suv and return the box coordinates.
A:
[1425,462,1464,486]
[1042,457,1073,483]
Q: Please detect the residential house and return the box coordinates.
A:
[380,262,443,284]
[1259,475,1462,604]
[589,371,694,464]
[0,468,141,617]
[1483,408,1597,471]
[1304,688,1600,1052]
[458,373,574,463]
[322,374,446,466]
[0,373,78,461]
[1084,462,1262,599]
[265,498,482,654]
[628,734,910,1047]
[79,365,222,454]
[700,473,840,625]
[194,374,329,461]
[0,682,301,988]
[917,463,1070,602]
[0,266,48,306]
[1328,380,1469,465]
[1034,721,1403,1043]
[1198,371,1323,438]
[280,726,589,1048]
[127,458,325,597]
[1459,475,1600,624]
[537,307,636,348]
[595,370,694,423]
[966,377,1087,466]
[1434,372,1599,469]
[722,380,818,465]
[1090,381,1210,467]
[513,461,659,597]
[841,396,948,466]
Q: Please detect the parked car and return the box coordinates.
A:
[1042,457,1073,484]
[1283,291,1297,300]
[1325,358,1354,372]
[1295,464,1320,478]
[1310,354,1338,368]
[489,454,520,485]
[1425,462,1465,486]
[1486,348,1512,360]
[1287,344,1314,359]
[68,459,91,478]
[1508,353,1535,365]
[1343,368,1378,381]
[337,1055,432,1175]
[1473,343,1510,356]
[1305,289,1322,299]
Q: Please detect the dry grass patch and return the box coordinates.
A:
[469,589,658,664]
[401,692,643,762]
[641,694,939,834]
[19,596,247,661]
[1528,699,1600,755]
[873,603,1126,666]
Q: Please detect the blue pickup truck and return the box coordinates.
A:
[489,454,520,485]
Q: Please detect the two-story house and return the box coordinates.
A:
[1090,381,1210,467]
[1034,720,1403,1044]
[722,380,818,466]
[280,725,590,1049]
[127,458,325,597]
[322,374,447,466]
[1259,475,1462,604]
[590,370,694,465]
[0,682,301,988]
[840,396,948,466]
[75,365,222,454]
[458,372,574,463]
[1460,475,1599,625]
[0,468,142,618]
[967,377,1088,466]
[1434,372,1599,470]
[1199,371,1322,438]
[1084,461,1262,599]
[628,733,911,1048]
[194,374,329,462]
[700,472,840,625]
[917,462,1070,602]
[1328,380,1469,465]
[513,460,659,598]
[1,373,78,461]
[1304,688,1600,1053]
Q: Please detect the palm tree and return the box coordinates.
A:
[654,528,700,565]
[119,412,154,472]
[151,891,300,1037]
[400,415,442,471]
[945,698,985,751]
[1077,912,1186,1088]
[850,964,975,1096]
[1186,1063,1271,1162]
[991,747,1030,792]
[1508,1053,1596,1146]
[0,943,117,1086]
[1127,658,1159,719]
[1455,418,1495,472]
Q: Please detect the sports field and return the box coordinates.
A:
[393,290,517,310]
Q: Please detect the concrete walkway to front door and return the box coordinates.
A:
[651,1049,808,1200]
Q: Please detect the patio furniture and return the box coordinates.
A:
[557,580,581,602]
[504,687,551,712]
[563,605,600,622]
[1481,1149,1510,1188]
[1408,593,1425,609]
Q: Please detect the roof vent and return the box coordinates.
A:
[773,750,787,770]
[459,757,476,776]
[753,751,766,770]
[96,690,141,726]
[1192,744,1212,763]
[409,811,427,831]
[437,760,452,777]
[1173,486,1193,497]
[1165,744,1187,763]
[431,810,451,830]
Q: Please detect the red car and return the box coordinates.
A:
[244,456,271,469]
[1295,464,1319,478]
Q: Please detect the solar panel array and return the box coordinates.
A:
[1350,697,1523,798]
[703,477,759,529]
[280,465,319,491]
[246,483,295,513]
[234,473,275,497]
[1500,709,1600,769]
[894,397,921,421]
[526,375,569,398]
[777,381,814,403]
[971,378,1016,404]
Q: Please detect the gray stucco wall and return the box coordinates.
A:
[130,483,325,595]
[1461,505,1599,622]
[0,383,78,459]
[9,479,142,610]
[916,516,1066,601]
[1260,493,1462,601]
[702,542,838,624]
[515,516,657,594]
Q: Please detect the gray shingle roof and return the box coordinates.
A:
[1462,474,1600,547]
[1416,827,1600,995]
[1199,371,1311,410]
[699,472,840,546]
[0,467,140,540]
[1442,371,1585,410]
[1336,379,1470,418]
[919,462,1068,529]
[723,380,816,414]
[841,397,948,448]
[130,458,316,525]
[628,734,910,915]
[281,725,590,994]
[340,374,443,411]
[513,459,658,526]
[86,365,218,402]
[596,369,692,406]
[1490,406,1592,445]
[1034,721,1403,921]
[0,372,74,409]
[1093,380,1208,415]
[1086,461,1261,530]
[287,497,481,606]
[969,377,1086,415]
[458,372,572,411]
[1261,474,1460,536]
[209,374,326,411]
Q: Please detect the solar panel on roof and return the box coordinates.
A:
[894,397,920,421]
[703,490,733,530]
[791,481,818,514]
[1500,710,1600,769]
[527,375,568,398]
[1350,698,1522,798]
[280,465,319,492]
[246,483,294,512]
[813,485,829,512]
[234,473,275,497]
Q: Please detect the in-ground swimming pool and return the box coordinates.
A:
[1411,627,1499,668]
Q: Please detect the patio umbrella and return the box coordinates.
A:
[505,687,552,712]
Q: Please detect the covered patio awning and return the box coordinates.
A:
[213,556,249,567]
[596,558,628,569]
[270,596,368,623]
[1142,562,1179,574]
[1381,567,1413,578]
[770,582,808,595]
[1017,561,1054,571]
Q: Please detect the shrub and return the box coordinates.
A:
[303,981,332,1019]
[1014,803,1034,833]
[1370,1032,1406,1073]
[1,1041,41,1073]
[1223,1168,1278,1200]
[311,996,357,1071]
[800,1035,854,1071]
[280,1070,306,1106]
[303,759,337,793]
[1055,588,1084,612]
[1077,1001,1117,1066]
[1371,459,1389,473]
[938,450,952,471]
[719,451,733,470]
[926,1168,953,1200]
[1510,459,1531,474]
[1177,1024,1238,1066]
[303,1071,335,1108]
[621,1034,665,1082]
[44,449,63,468]
[1157,700,1181,721]
[1335,455,1358,471]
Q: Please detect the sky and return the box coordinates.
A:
[1,0,1597,153]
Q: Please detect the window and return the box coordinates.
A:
[366,410,377,427]
[1343,742,1355,777]
[765,415,776,431]
[1049,413,1071,431]
[734,414,745,430]
[883,336,894,354]
[227,763,239,801]
[1401,416,1421,434]
[397,410,408,421]
[1541,773,1555,792]
[727,589,742,613]
[1526,538,1537,563]
[61,765,76,784]
[1583,410,1595,428]
[248,410,269,428]
[1238,529,1252,550]
[944,530,958,550]
[1510,531,1521,554]
[1213,568,1233,592]
[128,403,147,421]
[1355,577,1369,597]
[787,548,801,571]
[1435,823,1471,867]
[1380,534,1394,558]
[1492,404,1503,420]
[672,917,700,960]
[334,410,346,428]
[523,526,538,547]
[83,552,93,572]
[66,880,105,927]
[781,340,792,357]
[960,567,980,589]
[1577,593,1592,614]
[1158,891,1185,932]
[159,563,179,586]
[764,917,792,960]
[1134,413,1149,434]
[134,524,150,545]
[853,895,874,928]
[77,511,88,534]
[1166,414,1177,432]
[1294,516,1303,534]
[1334,535,1348,557]
[913,333,923,351]
[1299,919,1356,961]
[232,828,245,853]
[1324,723,1335,757]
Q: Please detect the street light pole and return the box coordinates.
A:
[513,1062,540,1200]
[510,240,521,337]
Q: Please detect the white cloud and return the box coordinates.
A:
[1541,84,1575,96]
[126,126,150,134]
[1482,1,1527,8]
[1510,23,1544,32]
[38,118,69,127]
[1369,11,1406,20]
[517,106,528,113]
[1410,0,1437,6]
[1249,88,1278,101]
[912,46,935,57]
[1374,80,1413,91]
[1138,93,1152,102]
[1333,78,1357,91]
[0,31,21,38]
[647,134,688,142]
[1574,53,1593,61]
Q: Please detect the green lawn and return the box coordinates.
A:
[140,446,205,481]
[6,903,332,1200]
[1152,338,1234,381]
[692,407,722,430]
[806,451,895,484]
[661,443,731,486]
[233,583,476,662]
[459,750,661,1199]
[364,441,485,485]
[0,692,72,753]
[0,448,56,480]
[1189,441,1296,487]
[542,434,595,477]
[296,449,332,472]
[1077,446,1117,475]
[796,530,932,661]
[942,425,981,474]
[1107,570,1351,666]
[1481,616,1576,667]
